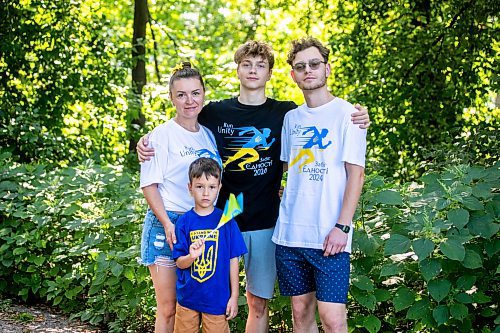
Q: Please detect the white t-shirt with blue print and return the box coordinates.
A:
[272,98,367,253]
[140,119,220,212]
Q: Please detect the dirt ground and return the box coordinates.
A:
[0,299,101,333]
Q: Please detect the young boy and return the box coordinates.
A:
[172,157,247,333]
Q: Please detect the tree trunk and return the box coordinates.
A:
[128,0,148,153]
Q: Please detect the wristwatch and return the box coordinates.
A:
[335,223,351,233]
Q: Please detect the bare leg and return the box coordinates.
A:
[245,291,269,333]
[317,301,347,333]
[291,292,318,333]
[149,264,177,333]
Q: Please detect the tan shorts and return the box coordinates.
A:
[173,303,229,333]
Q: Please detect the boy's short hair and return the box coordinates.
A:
[188,158,222,182]
[234,41,275,69]
[286,37,330,65]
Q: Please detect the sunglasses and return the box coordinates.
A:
[292,59,327,72]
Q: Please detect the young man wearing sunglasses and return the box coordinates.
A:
[137,41,370,333]
[272,37,366,333]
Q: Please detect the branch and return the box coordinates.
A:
[403,1,474,80]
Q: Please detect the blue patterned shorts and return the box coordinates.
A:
[275,245,350,303]
[139,209,182,267]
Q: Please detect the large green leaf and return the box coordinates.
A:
[374,190,403,205]
[406,298,431,320]
[379,263,402,277]
[439,238,465,261]
[428,279,451,302]
[447,208,469,229]
[351,288,377,311]
[432,305,449,326]
[393,286,415,312]
[384,234,411,255]
[352,275,374,292]
[413,238,434,261]
[450,303,469,320]
[456,275,476,290]
[420,258,442,281]
[462,249,483,269]
[363,315,381,333]
[468,214,499,239]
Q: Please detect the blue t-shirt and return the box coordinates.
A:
[173,207,248,315]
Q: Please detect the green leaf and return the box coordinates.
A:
[440,238,465,261]
[111,262,123,277]
[351,289,376,311]
[13,247,27,255]
[428,279,451,302]
[374,289,391,302]
[462,196,483,210]
[406,298,431,320]
[363,315,381,333]
[62,203,80,216]
[352,275,374,292]
[393,286,415,312]
[447,208,469,229]
[379,263,402,277]
[384,234,411,255]
[468,214,499,239]
[450,303,468,320]
[355,231,380,255]
[455,293,473,304]
[413,238,434,261]
[462,249,482,269]
[33,256,45,266]
[456,275,476,290]
[420,258,442,281]
[472,183,493,199]
[375,190,402,205]
[432,305,449,326]
[472,291,491,304]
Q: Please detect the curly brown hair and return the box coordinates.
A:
[286,37,330,65]
[234,41,275,69]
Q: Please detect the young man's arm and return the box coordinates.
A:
[176,239,205,269]
[322,162,365,256]
[225,257,239,320]
[137,134,154,162]
[142,185,176,249]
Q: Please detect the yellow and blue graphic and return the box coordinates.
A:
[190,229,218,283]
[289,126,332,180]
[223,126,275,174]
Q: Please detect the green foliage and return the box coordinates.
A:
[0,0,130,165]
[0,153,153,331]
[350,162,499,332]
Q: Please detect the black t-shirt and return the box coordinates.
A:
[198,97,297,232]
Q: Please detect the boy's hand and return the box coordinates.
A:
[189,239,205,259]
[137,133,155,162]
[225,296,238,320]
[352,104,371,129]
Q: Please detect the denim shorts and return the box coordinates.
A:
[139,209,182,267]
[276,245,350,303]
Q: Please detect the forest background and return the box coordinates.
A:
[0,0,498,332]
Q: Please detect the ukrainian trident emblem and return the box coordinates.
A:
[190,229,218,283]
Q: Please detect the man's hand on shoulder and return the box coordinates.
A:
[352,104,371,129]
[137,133,154,162]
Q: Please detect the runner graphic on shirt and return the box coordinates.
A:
[289,126,332,172]
[223,127,275,171]
[196,148,223,168]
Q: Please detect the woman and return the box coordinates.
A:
[138,62,220,333]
